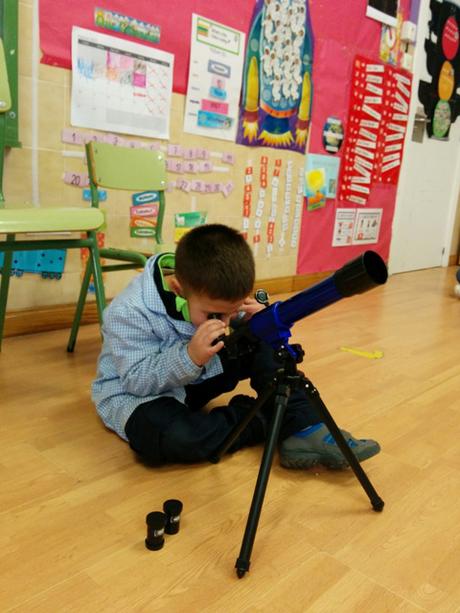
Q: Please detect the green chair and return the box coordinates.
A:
[66,141,167,352]
[0,207,106,352]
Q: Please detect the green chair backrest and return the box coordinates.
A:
[85,141,168,245]
[86,142,167,191]
[0,38,12,113]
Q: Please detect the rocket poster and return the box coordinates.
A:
[236,0,314,153]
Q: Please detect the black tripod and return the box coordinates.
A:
[209,343,384,578]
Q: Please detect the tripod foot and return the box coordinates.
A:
[235,557,250,578]
[372,497,385,512]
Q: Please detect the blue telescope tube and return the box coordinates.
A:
[248,251,388,350]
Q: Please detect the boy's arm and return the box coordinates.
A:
[104,304,203,397]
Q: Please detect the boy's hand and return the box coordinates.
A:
[238,297,266,321]
[187,319,226,366]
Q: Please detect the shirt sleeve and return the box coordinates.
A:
[102,301,203,398]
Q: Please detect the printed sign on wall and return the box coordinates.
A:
[338,56,412,206]
[183,14,245,142]
[71,27,174,139]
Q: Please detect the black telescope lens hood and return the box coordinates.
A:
[333,250,388,297]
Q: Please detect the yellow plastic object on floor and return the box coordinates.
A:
[340,347,384,359]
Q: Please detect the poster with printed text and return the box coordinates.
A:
[338,56,412,206]
[353,208,382,244]
[332,209,357,247]
[71,27,174,139]
[183,14,245,142]
[332,207,382,246]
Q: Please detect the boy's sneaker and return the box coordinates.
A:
[279,423,380,470]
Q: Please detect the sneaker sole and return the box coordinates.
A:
[280,446,379,470]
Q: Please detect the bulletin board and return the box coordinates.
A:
[296,0,412,274]
[39,0,255,94]
[39,0,414,279]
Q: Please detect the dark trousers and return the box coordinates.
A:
[125,341,321,465]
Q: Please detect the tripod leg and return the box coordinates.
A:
[235,383,290,578]
[209,385,275,463]
[302,378,384,512]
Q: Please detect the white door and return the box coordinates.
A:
[389,0,460,274]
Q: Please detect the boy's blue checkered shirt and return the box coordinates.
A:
[92,255,223,440]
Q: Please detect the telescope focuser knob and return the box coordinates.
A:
[255,289,270,307]
[291,343,305,363]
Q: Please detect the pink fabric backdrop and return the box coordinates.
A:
[39,0,255,94]
[296,0,411,273]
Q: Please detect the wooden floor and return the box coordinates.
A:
[1,266,460,612]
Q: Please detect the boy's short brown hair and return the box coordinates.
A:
[175,224,255,300]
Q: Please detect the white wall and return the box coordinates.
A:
[389,0,460,274]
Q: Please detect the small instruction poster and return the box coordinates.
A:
[183,14,245,142]
[353,208,382,244]
[332,209,356,246]
[332,208,382,246]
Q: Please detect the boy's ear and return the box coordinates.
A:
[168,275,183,296]
[167,276,191,322]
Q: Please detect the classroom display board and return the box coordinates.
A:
[39,0,415,280]
[39,0,254,94]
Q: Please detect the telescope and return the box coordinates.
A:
[215,250,388,577]
[225,250,388,354]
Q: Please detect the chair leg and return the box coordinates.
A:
[88,232,107,324]
[67,257,93,353]
[67,232,106,353]
[0,236,14,352]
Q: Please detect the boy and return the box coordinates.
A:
[92,224,380,468]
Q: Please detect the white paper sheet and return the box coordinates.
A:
[71,27,174,139]
[353,208,383,244]
[332,207,383,246]
[183,14,245,142]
